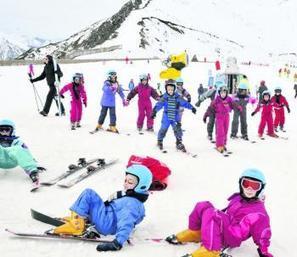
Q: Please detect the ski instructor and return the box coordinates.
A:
[30,55,65,116]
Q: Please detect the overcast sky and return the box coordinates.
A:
[0,0,128,40]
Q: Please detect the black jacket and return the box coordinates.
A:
[32,56,63,86]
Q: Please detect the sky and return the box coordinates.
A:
[0,0,128,40]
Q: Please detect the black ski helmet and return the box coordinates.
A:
[165,79,176,93]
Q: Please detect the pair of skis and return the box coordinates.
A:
[40,158,118,189]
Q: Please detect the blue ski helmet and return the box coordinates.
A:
[239,168,266,199]
[176,77,184,84]
[0,119,16,136]
[139,73,148,81]
[238,82,248,90]
[214,80,224,89]
[126,164,152,194]
[106,69,117,80]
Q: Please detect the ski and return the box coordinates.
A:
[30,180,40,192]
[57,159,118,188]
[176,149,197,158]
[53,58,62,116]
[90,128,130,136]
[5,228,110,243]
[31,209,65,227]
[40,158,100,186]
[215,148,230,157]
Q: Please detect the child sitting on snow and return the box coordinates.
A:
[166,168,273,257]
[0,119,45,185]
[53,164,152,252]
[59,73,87,130]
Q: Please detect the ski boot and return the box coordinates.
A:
[71,123,76,130]
[146,127,154,132]
[267,133,279,138]
[107,126,119,133]
[76,122,81,128]
[207,134,213,141]
[137,127,142,132]
[190,246,220,257]
[176,140,186,152]
[279,125,286,132]
[157,140,163,150]
[274,126,278,132]
[94,123,103,132]
[55,112,66,116]
[83,225,101,239]
[53,211,86,236]
[166,229,201,245]
[230,134,238,139]
[29,170,39,183]
[216,146,225,153]
[39,111,48,117]
[241,135,249,141]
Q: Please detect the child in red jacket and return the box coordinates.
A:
[271,86,290,132]
[251,91,278,138]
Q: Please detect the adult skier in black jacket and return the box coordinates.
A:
[30,55,65,116]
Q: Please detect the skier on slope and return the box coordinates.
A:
[53,164,152,252]
[93,70,127,133]
[166,168,274,257]
[0,119,45,185]
[203,83,241,153]
[270,86,290,132]
[251,91,278,138]
[126,73,160,132]
[230,82,257,140]
[59,73,87,130]
[151,79,196,152]
[29,55,65,116]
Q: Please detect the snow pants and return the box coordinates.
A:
[137,101,153,129]
[157,116,182,142]
[188,201,242,251]
[44,85,65,114]
[98,106,116,126]
[273,107,285,128]
[215,114,229,148]
[231,108,247,136]
[258,114,274,135]
[207,112,215,137]
[70,100,83,123]
[70,188,115,235]
[0,145,37,174]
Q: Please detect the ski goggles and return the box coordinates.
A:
[0,126,12,136]
[109,72,117,76]
[241,178,262,191]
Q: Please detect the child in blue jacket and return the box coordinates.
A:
[53,164,152,251]
[152,79,196,152]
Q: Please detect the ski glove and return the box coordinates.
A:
[59,94,65,99]
[251,111,256,116]
[96,239,122,251]
[287,106,290,113]
[122,99,129,107]
[192,107,197,114]
[151,110,157,119]
[107,190,126,202]
[37,166,46,172]
[257,248,273,257]
[29,78,34,83]
[84,102,87,107]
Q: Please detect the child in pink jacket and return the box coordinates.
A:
[203,83,241,153]
[60,73,87,130]
[166,168,273,257]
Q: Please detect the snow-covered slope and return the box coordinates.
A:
[18,0,297,61]
[0,60,296,257]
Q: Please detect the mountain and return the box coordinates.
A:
[17,0,297,61]
[0,33,51,60]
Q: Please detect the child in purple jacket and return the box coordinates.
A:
[59,73,87,130]
[166,168,273,257]
[126,74,160,132]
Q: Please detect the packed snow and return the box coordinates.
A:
[0,60,296,257]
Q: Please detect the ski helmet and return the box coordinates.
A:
[239,168,266,199]
[165,79,176,92]
[73,73,83,83]
[274,86,282,93]
[217,83,228,97]
[176,77,184,84]
[238,82,248,90]
[139,73,148,81]
[106,69,117,80]
[214,80,224,89]
[262,90,270,98]
[126,164,152,194]
[0,119,16,137]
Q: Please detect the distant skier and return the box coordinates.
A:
[175,77,191,122]
[29,55,65,116]
[151,79,196,152]
[197,83,204,98]
[294,84,297,98]
[270,86,290,132]
[53,164,152,252]
[59,73,87,130]
[128,79,135,91]
[126,74,159,132]
[93,70,127,133]
[166,168,274,257]
[0,119,45,186]
[257,80,268,102]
